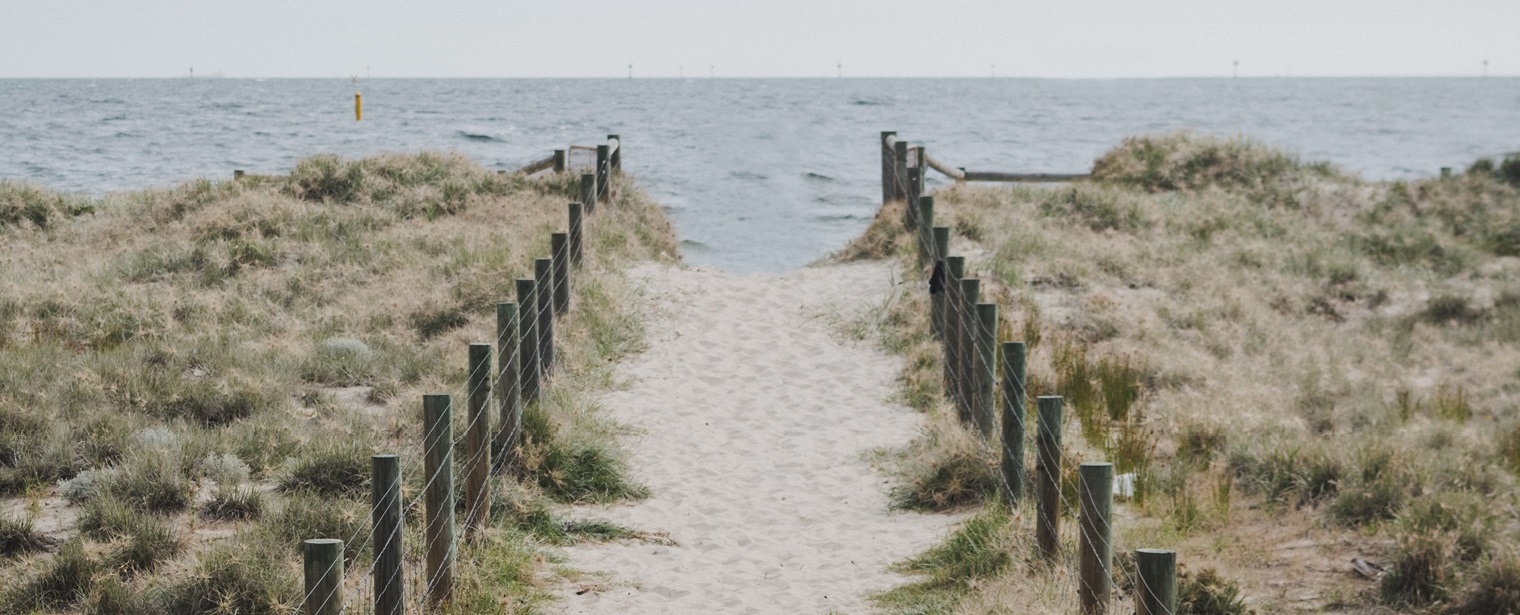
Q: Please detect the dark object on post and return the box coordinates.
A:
[372,454,404,615]
[515,281,540,403]
[580,173,597,214]
[422,394,455,607]
[1136,549,1178,615]
[567,202,585,267]
[464,344,492,537]
[1000,342,1027,506]
[303,539,344,615]
[931,227,949,339]
[1080,462,1115,614]
[534,258,555,375]
[1036,396,1064,560]
[552,233,571,314]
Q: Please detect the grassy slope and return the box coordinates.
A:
[842,135,1520,614]
[0,153,677,613]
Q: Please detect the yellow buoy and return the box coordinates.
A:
[355,91,363,121]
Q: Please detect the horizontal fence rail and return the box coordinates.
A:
[881,133,1091,190]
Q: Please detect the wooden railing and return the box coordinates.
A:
[879,131,1089,205]
[505,135,622,206]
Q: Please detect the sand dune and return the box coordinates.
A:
[554,262,960,614]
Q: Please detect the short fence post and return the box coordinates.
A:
[1440,166,1452,178]
[422,394,455,607]
[880,131,897,204]
[551,233,570,314]
[956,278,981,425]
[534,258,555,375]
[580,173,597,215]
[608,134,621,171]
[372,454,404,615]
[464,344,492,537]
[931,227,950,340]
[894,139,910,206]
[1136,549,1178,615]
[905,166,922,230]
[595,144,610,204]
[303,538,343,615]
[552,149,567,173]
[515,280,540,403]
[1000,342,1027,506]
[1036,395,1064,561]
[495,303,521,473]
[1080,462,1115,614]
[916,196,934,269]
[974,303,998,437]
[233,169,245,181]
[567,202,584,267]
[943,256,966,408]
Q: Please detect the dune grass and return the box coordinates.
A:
[846,134,1520,613]
[0,151,677,613]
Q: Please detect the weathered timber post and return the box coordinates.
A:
[956,278,981,425]
[372,454,404,615]
[567,202,584,267]
[1036,396,1064,561]
[233,169,245,181]
[905,166,922,230]
[595,144,610,204]
[515,280,540,403]
[908,145,926,217]
[894,139,910,206]
[916,196,934,269]
[931,227,950,340]
[534,258,555,374]
[552,149,567,173]
[974,303,998,437]
[494,303,521,473]
[1080,462,1115,615]
[464,344,491,537]
[880,131,897,204]
[422,394,455,607]
[303,539,343,615]
[943,256,966,407]
[1000,342,1027,506]
[580,173,597,215]
[551,233,570,314]
[1441,166,1452,178]
[608,134,621,171]
[1136,549,1178,615]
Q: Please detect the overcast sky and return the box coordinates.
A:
[3,0,1516,78]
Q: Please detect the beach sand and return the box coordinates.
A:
[553,262,961,614]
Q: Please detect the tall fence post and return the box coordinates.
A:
[552,149,567,173]
[1000,342,1027,506]
[608,134,621,171]
[880,131,897,204]
[905,165,922,230]
[595,144,610,204]
[894,139,910,204]
[1080,462,1115,615]
[551,233,571,314]
[1036,395,1064,561]
[372,454,403,615]
[956,278,980,425]
[931,226,950,340]
[494,303,520,473]
[303,539,343,615]
[580,173,597,215]
[515,280,540,403]
[1136,549,1178,615]
[534,258,555,375]
[567,202,584,267]
[974,303,998,437]
[422,394,455,607]
[943,256,966,410]
[908,145,925,214]
[916,196,934,269]
[464,344,491,537]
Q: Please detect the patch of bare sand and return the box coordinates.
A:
[553,262,960,614]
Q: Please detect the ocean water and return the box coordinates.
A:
[2,78,1517,271]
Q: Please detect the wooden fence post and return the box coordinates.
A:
[608,134,621,171]
[880,131,897,204]
[422,394,455,607]
[551,233,570,314]
[931,226,950,340]
[534,258,555,375]
[905,166,922,230]
[371,454,403,615]
[943,256,966,408]
[567,202,584,267]
[974,303,998,437]
[515,280,540,403]
[916,196,934,269]
[908,145,925,213]
[894,139,909,207]
[552,149,567,173]
[464,344,491,537]
[303,539,343,615]
[956,278,981,425]
[1080,462,1115,615]
[1136,549,1178,615]
[233,169,245,181]
[1036,395,1064,561]
[595,145,610,204]
[1000,341,1027,506]
[580,173,597,215]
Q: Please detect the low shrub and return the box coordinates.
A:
[1449,553,1520,615]
[0,513,51,558]
[1178,567,1251,615]
[279,441,370,498]
[1380,532,1451,606]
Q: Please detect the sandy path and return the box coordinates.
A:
[553,262,959,614]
